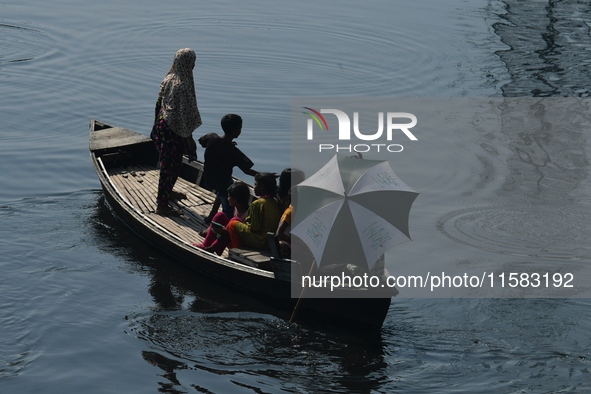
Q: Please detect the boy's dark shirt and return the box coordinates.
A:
[199,133,254,191]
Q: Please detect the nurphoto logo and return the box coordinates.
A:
[303,107,418,153]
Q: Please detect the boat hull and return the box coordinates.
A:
[89,119,394,330]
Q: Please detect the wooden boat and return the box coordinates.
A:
[89,119,397,330]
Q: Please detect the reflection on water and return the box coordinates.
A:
[497,99,589,201]
[438,98,591,268]
[132,313,387,393]
[92,196,389,393]
[495,0,591,97]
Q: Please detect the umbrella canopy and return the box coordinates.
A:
[291,154,418,271]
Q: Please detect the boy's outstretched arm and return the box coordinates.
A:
[242,168,259,177]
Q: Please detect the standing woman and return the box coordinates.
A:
[151,48,202,216]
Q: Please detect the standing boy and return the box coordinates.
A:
[199,114,259,221]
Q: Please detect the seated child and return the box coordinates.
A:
[193,182,251,255]
[275,168,305,257]
[213,173,281,251]
[276,168,293,213]
[198,114,260,221]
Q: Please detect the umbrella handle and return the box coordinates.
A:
[289,260,316,324]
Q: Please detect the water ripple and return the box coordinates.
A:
[0,22,56,65]
[127,310,387,393]
[437,205,591,260]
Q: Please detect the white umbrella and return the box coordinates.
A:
[291,154,418,271]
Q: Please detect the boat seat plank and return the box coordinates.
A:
[90,127,152,151]
[229,248,272,270]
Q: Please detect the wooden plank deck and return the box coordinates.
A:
[107,164,228,257]
[106,164,273,267]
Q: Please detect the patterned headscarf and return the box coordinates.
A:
[158,48,202,137]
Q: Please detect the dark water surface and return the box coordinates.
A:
[1,0,590,392]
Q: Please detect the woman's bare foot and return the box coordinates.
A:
[169,190,187,200]
[156,205,183,217]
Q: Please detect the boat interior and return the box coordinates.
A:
[102,160,276,270]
